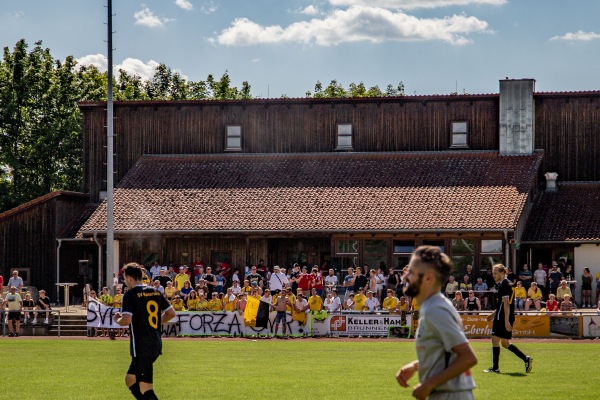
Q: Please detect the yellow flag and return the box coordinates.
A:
[244,295,260,326]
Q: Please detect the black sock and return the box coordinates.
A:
[508,344,527,361]
[142,389,158,400]
[492,346,500,369]
[128,382,143,400]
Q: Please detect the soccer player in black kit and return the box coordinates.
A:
[114,263,176,399]
[484,264,532,374]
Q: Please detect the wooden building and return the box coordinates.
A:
[2,78,600,299]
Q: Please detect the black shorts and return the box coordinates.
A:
[274,311,287,324]
[491,318,513,340]
[7,311,22,321]
[127,355,159,384]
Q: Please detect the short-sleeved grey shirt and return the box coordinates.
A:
[416,292,476,394]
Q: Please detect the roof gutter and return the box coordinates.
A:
[519,240,600,245]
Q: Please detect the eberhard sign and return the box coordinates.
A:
[460,315,550,338]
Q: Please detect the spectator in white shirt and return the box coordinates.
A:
[269,265,290,293]
[325,288,342,312]
[365,290,380,312]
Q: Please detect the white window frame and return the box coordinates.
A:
[335,123,353,151]
[450,121,469,149]
[225,125,242,152]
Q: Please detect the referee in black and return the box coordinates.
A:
[484,264,532,374]
[114,262,176,399]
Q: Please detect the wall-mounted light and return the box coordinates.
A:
[181,252,189,258]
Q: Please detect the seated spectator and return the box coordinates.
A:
[556,280,573,305]
[525,282,543,311]
[465,290,481,315]
[22,292,35,324]
[353,288,368,312]
[186,290,199,310]
[560,294,574,315]
[208,292,223,311]
[365,290,380,312]
[235,293,246,314]
[195,293,209,311]
[180,280,193,299]
[241,280,252,294]
[152,280,164,295]
[473,278,489,309]
[459,275,473,297]
[231,281,242,295]
[382,289,399,313]
[324,288,342,312]
[164,281,178,301]
[34,289,51,325]
[445,276,459,298]
[171,295,185,311]
[395,296,410,325]
[195,279,209,296]
[223,288,236,311]
[285,287,296,312]
[345,293,355,310]
[452,291,466,312]
[292,293,309,326]
[513,281,527,312]
[545,294,559,315]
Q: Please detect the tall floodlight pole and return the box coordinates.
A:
[106,0,115,291]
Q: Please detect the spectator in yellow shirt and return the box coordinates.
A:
[208,292,223,311]
[353,288,367,311]
[223,288,236,311]
[383,289,399,312]
[308,288,323,312]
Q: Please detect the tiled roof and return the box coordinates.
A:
[79,152,542,234]
[522,182,600,242]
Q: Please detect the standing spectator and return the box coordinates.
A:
[548,263,563,296]
[518,264,533,290]
[149,261,162,281]
[215,270,226,295]
[525,282,543,311]
[273,290,292,338]
[396,246,477,400]
[563,264,576,295]
[113,263,175,400]
[246,266,263,289]
[235,293,246,314]
[157,269,172,288]
[375,267,386,301]
[308,288,323,312]
[365,290,380,312]
[581,267,593,308]
[297,266,314,294]
[465,265,475,286]
[285,287,296,312]
[99,287,113,306]
[483,269,496,294]
[506,266,517,286]
[269,265,289,294]
[382,289,399,313]
[289,264,301,295]
[367,269,378,294]
[193,257,205,280]
[513,282,526,313]
[533,263,548,297]
[325,288,342,312]
[166,264,177,280]
[324,269,338,292]
[353,268,368,295]
[231,268,240,284]
[8,270,24,290]
[484,264,532,374]
[292,293,309,326]
[396,296,410,325]
[141,269,151,285]
[473,278,489,309]
[174,267,189,291]
[34,289,51,324]
[311,267,324,297]
[386,268,400,297]
[0,271,4,292]
[595,270,600,306]
[445,276,459,298]
[342,267,355,304]
[3,286,23,337]
[465,291,481,315]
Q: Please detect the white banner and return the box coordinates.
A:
[312,313,413,337]
[87,303,312,336]
[582,315,600,338]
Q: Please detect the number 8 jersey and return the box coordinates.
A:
[122,285,173,358]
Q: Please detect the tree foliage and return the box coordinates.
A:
[306,80,405,98]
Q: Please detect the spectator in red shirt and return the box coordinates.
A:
[297,266,314,293]
[311,267,324,297]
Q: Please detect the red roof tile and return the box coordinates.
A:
[79,152,542,234]
[522,183,600,242]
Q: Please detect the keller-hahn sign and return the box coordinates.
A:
[312,314,414,337]
[87,303,311,336]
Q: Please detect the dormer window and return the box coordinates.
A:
[225,125,242,152]
[450,121,468,149]
[336,123,353,151]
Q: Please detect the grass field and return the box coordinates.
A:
[2,338,594,399]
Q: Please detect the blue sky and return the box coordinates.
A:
[1,0,599,98]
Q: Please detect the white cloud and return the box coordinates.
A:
[328,0,506,9]
[213,5,489,46]
[549,30,600,42]
[76,55,168,82]
[296,5,320,15]
[5,10,25,18]
[251,58,261,63]
[134,5,174,28]
[175,0,194,11]
[200,1,218,14]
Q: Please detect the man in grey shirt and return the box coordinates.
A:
[397,246,477,400]
[8,271,24,290]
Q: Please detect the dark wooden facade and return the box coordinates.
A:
[0,192,94,297]
[80,95,500,202]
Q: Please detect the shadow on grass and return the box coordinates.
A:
[503,372,526,377]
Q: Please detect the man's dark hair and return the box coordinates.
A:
[123,262,143,280]
[413,245,454,284]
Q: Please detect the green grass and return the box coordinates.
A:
[2,338,594,399]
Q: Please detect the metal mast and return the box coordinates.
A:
[106,0,115,290]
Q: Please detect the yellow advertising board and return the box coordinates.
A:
[460,315,550,338]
